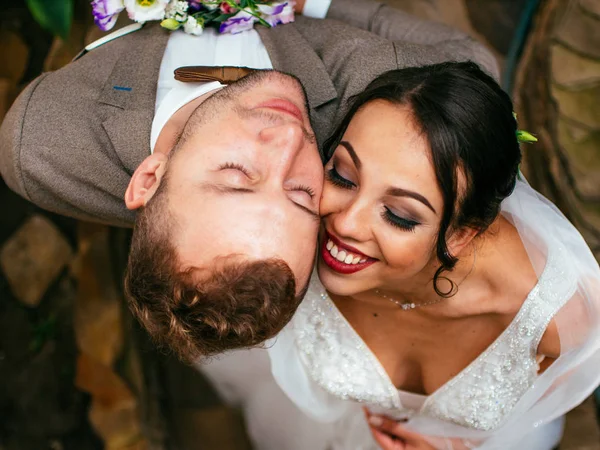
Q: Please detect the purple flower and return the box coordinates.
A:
[91,0,125,31]
[258,1,294,27]
[187,1,202,12]
[219,10,257,34]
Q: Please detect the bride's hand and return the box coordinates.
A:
[365,410,437,450]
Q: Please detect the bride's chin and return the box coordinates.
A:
[317,260,363,297]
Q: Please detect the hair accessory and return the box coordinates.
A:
[91,0,295,36]
[513,112,538,144]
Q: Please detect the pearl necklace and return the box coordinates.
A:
[375,247,477,311]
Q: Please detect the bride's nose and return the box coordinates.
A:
[330,198,371,243]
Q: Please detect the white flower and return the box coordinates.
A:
[124,0,170,22]
[184,15,204,35]
[201,0,220,11]
[165,0,189,21]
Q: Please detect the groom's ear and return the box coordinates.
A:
[125,153,169,210]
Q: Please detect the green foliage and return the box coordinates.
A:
[29,314,57,354]
[26,0,74,39]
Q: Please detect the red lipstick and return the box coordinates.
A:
[320,231,377,275]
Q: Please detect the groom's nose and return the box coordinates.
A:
[258,122,308,179]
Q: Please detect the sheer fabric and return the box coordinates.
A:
[265,178,600,449]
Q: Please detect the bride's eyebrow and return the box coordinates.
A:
[339,141,361,169]
[386,186,436,213]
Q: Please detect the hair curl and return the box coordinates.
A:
[125,184,304,362]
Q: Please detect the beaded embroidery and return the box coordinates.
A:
[293,247,576,431]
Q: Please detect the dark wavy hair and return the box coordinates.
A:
[324,61,521,296]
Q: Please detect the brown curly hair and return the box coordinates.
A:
[124,181,305,363]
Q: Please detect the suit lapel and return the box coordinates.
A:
[100,20,337,173]
[99,23,169,174]
[257,17,338,110]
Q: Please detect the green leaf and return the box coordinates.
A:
[26,0,74,39]
[161,18,182,30]
[516,130,538,143]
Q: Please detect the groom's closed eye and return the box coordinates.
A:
[198,182,320,221]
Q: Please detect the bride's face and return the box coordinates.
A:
[318,100,444,296]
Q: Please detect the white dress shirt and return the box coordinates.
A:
[150,0,332,152]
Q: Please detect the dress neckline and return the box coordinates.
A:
[318,249,554,411]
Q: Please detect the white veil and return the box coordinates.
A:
[267,177,600,449]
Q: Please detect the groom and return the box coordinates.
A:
[0,0,497,362]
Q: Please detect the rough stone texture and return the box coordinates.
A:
[76,353,145,450]
[171,407,252,450]
[73,223,151,450]
[515,0,600,259]
[73,224,123,366]
[465,0,528,56]
[554,0,600,59]
[556,118,600,198]
[551,84,600,130]
[514,1,600,442]
[563,397,600,450]
[0,215,72,307]
[0,273,102,450]
[551,44,600,88]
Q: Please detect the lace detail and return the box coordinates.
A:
[294,281,402,410]
[294,246,576,432]
[422,247,576,430]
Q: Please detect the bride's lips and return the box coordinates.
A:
[320,231,377,275]
[255,99,303,121]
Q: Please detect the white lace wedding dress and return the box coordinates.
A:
[198,179,600,450]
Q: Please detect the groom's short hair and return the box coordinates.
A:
[124,182,305,362]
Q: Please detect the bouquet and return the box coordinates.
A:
[91,0,295,35]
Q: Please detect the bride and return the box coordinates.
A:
[199,61,600,449]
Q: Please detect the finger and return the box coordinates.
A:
[369,425,406,450]
[368,415,411,438]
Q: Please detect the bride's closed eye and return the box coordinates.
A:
[326,164,356,189]
[382,206,419,232]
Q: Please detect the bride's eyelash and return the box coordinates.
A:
[219,162,251,176]
[326,165,356,189]
[292,184,315,198]
[382,207,419,232]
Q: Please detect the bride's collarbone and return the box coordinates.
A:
[356,305,516,395]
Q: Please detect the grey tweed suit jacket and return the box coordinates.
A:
[0,0,498,227]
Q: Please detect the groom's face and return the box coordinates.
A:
[153,71,323,291]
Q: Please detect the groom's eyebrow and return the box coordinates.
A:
[200,183,319,220]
